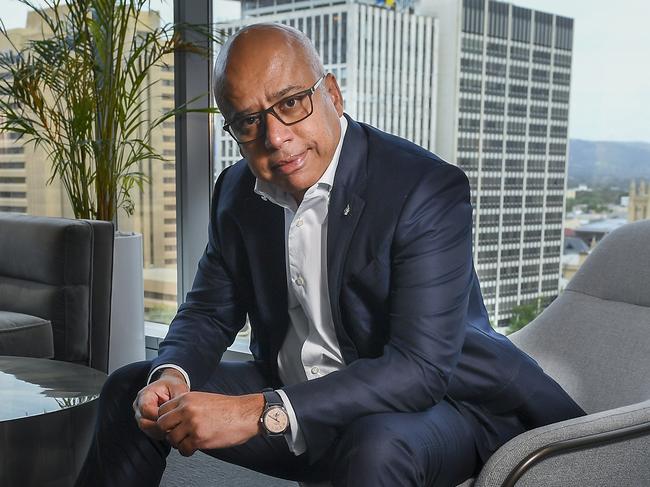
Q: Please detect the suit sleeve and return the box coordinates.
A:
[282,163,474,462]
[150,167,247,389]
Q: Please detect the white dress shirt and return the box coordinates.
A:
[255,115,348,454]
[150,116,349,456]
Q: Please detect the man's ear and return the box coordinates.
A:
[323,73,345,116]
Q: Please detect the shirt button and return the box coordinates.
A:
[295,276,304,286]
[310,366,320,375]
[295,218,304,227]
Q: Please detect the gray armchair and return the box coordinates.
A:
[0,213,114,373]
[471,219,650,486]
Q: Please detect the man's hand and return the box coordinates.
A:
[156,392,265,457]
[133,368,190,441]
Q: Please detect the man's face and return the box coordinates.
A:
[219,32,344,203]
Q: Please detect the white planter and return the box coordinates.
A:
[108,232,145,373]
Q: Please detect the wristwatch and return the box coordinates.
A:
[260,388,289,436]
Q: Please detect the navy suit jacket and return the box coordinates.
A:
[152,115,584,463]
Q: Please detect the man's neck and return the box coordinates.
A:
[291,190,306,206]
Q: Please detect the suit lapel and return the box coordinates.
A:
[241,191,288,367]
[327,116,368,362]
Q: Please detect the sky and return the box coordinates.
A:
[2,0,649,143]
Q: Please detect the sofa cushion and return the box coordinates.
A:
[0,214,92,364]
[0,311,54,358]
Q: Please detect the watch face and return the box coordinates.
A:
[263,406,289,434]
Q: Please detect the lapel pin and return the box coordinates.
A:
[343,204,350,216]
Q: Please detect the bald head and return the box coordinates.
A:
[213,23,324,111]
[212,22,345,204]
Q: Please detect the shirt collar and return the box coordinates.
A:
[254,115,348,210]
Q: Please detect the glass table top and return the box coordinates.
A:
[0,356,107,422]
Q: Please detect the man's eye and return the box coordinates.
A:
[282,97,298,109]
[243,116,259,126]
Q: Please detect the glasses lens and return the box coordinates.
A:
[230,114,262,143]
[274,92,313,125]
[226,85,317,143]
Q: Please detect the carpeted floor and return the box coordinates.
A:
[160,448,298,487]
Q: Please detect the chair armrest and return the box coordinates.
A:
[474,400,650,487]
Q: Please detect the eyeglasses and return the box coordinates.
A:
[223,74,326,144]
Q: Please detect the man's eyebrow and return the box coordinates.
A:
[232,84,306,119]
[269,84,305,100]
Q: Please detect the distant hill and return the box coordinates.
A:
[568,139,650,188]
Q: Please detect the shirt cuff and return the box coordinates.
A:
[276,389,306,456]
[147,364,191,389]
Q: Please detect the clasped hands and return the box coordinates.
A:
[133,368,265,456]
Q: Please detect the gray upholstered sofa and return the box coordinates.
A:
[0,213,114,373]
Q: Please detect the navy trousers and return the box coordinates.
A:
[75,360,487,487]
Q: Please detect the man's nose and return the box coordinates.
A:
[263,112,293,149]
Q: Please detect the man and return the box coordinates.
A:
[76,23,584,487]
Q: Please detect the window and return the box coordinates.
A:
[510,84,528,99]
[507,140,526,153]
[553,71,571,86]
[555,16,574,51]
[534,12,553,47]
[554,53,572,68]
[529,142,547,154]
[458,137,480,151]
[486,42,507,58]
[484,119,503,134]
[483,139,503,153]
[529,124,547,136]
[460,78,482,94]
[462,37,483,54]
[532,69,549,83]
[532,50,551,65]
[512,6,532,43]
[487,2,508,39]
[486,61,506,77]
[0,162,25,169]
[484,100,504,114]
[510,46,529,61]
[530,105,548,119]
[485,81,505,96]
[460,97,482,113]
[507,121,526,135]
[551,125,568,138]
[463,0,485,35]
[531,87,549,101]
[461,57,483,74]
[510,65,529,80]
[0,1,178,325]
[552,107,569,120]
[553,89,570,103]
[483,157,503,170]
[508,103,527,117]
[459,117,481,132]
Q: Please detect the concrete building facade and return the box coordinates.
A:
[628,180,650,222]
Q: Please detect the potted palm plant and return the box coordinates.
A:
[0,0,216,371]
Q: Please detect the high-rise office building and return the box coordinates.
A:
[418,0,573,325]
[0,10,178,318]
[214,0,439,171]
